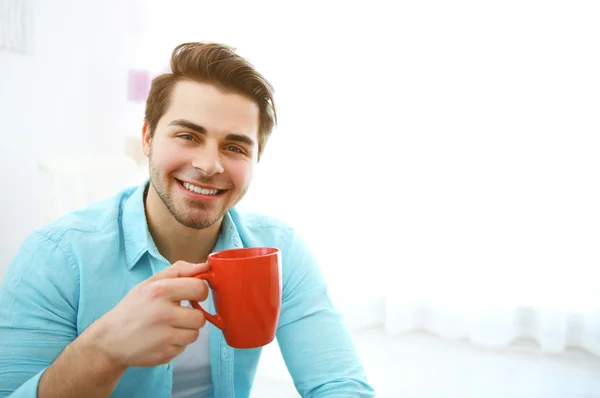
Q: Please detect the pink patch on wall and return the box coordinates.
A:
[127,69,151,102]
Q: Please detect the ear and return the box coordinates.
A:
[142,121,152,157]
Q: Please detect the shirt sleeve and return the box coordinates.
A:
[275,228,376,397]
[0,231,79,397]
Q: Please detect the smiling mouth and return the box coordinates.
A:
[176,179,226,196]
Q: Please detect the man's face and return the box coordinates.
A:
[143,80,260,230]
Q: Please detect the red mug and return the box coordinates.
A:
[191,247,282,349]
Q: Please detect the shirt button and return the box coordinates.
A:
[164,363,170,369]
[221,348,227,359]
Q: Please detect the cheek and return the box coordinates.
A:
[226,160,254,188]
[151,143,189,172]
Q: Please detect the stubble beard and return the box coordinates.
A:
[148,156,247,230]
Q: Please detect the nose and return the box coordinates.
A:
[191,141,224,176]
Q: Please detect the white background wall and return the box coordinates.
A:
[0,0,145,275]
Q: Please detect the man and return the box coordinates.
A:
[0,42,375,397]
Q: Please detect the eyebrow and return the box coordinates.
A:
[168,119,256,148]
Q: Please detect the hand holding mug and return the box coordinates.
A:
[82,261,210,367]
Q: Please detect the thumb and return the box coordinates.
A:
[147,261,210,282]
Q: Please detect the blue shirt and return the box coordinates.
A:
[0,183,375,397]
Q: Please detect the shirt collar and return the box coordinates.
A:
[122,181,243,270]
[122,182,153,270]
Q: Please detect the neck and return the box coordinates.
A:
[144,184,222,264]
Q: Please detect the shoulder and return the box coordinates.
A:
[33,185,137,249]
[230,207,292,232]
[229,208,314,259]
[2,185,143,295]
[229,207,295,242]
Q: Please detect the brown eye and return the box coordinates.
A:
[226,146,244,154]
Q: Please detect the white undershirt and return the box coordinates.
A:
[171,292,213,397]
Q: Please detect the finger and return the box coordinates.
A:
[146,261,209,282]
[148,277,209,303]
[168,305,208,330]
[151,345,185,365]
[169,327,201,348]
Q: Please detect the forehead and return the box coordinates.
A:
[162,80,260,138]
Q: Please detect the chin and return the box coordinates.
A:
[174,206,227,230]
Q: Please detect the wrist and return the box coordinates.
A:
[75,323,128,378]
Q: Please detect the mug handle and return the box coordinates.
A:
[191,271,226,330]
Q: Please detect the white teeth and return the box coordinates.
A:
[182,182,219,195]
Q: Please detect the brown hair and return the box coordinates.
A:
[144,42,277,160]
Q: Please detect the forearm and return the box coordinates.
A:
[38,333,127,398]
